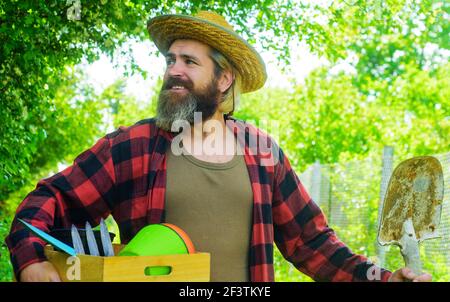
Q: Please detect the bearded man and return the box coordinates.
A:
[6,11,431,283]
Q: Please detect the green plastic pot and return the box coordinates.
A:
[118,223,195,276]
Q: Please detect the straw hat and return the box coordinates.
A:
[147,11,267,93]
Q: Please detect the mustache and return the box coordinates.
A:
[162,77,194,91]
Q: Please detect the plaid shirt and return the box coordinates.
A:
[6,117,391,281]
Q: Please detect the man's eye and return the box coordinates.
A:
[166,58,175,65]
[186,59,196,65]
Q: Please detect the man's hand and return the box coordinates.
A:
[388,267,432,282]
[20,261,61,282]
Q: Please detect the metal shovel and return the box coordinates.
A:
[377,156,444,275]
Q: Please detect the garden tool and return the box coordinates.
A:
[99,218,115,256]
[18,218,76,256]
[377,156,444,275]
[85,221,100,256]
[71,224,85,255]
[118,223,196,275]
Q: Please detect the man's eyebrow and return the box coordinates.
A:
[165,52,201,62]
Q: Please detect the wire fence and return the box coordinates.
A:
[297,147,450,281]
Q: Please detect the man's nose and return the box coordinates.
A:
[167,60,185,78]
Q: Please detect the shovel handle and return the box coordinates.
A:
[400,218,422,275]
[400,239,422,275]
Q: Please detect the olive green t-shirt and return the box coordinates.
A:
[165,142,253,282]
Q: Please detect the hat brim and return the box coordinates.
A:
[147,14,267,93]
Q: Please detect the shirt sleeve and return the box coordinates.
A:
[5,134,117,280]
[272,147,392,282]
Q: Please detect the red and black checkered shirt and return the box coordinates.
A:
[6,117,391,281]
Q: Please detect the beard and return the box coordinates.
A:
[156,76,221,132]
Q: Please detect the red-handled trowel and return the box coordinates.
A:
[377,156,444,275]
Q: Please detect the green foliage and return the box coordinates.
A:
[317,0,449,86]
[0,215,13,281]
[1,0,321,201]
[0,67,106,201]
[100,78,160,128]
[236,62,449,171]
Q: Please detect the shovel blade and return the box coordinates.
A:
[378,156,444,246]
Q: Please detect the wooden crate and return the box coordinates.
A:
[44,244,210,282]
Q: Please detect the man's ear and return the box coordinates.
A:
[217,69,234,93]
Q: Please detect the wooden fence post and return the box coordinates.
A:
[310,160,321,201]
[311,160,329,219]
[377,146,394,267]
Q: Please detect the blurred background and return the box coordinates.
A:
[0,0,448,281]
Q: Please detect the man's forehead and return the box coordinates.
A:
[167,39,212,56]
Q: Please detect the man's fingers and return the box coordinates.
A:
[389,268,433,282]
[402,267,432,282]
[413,273,432,282]
[401,267,416,280]
[49,272,62,282]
